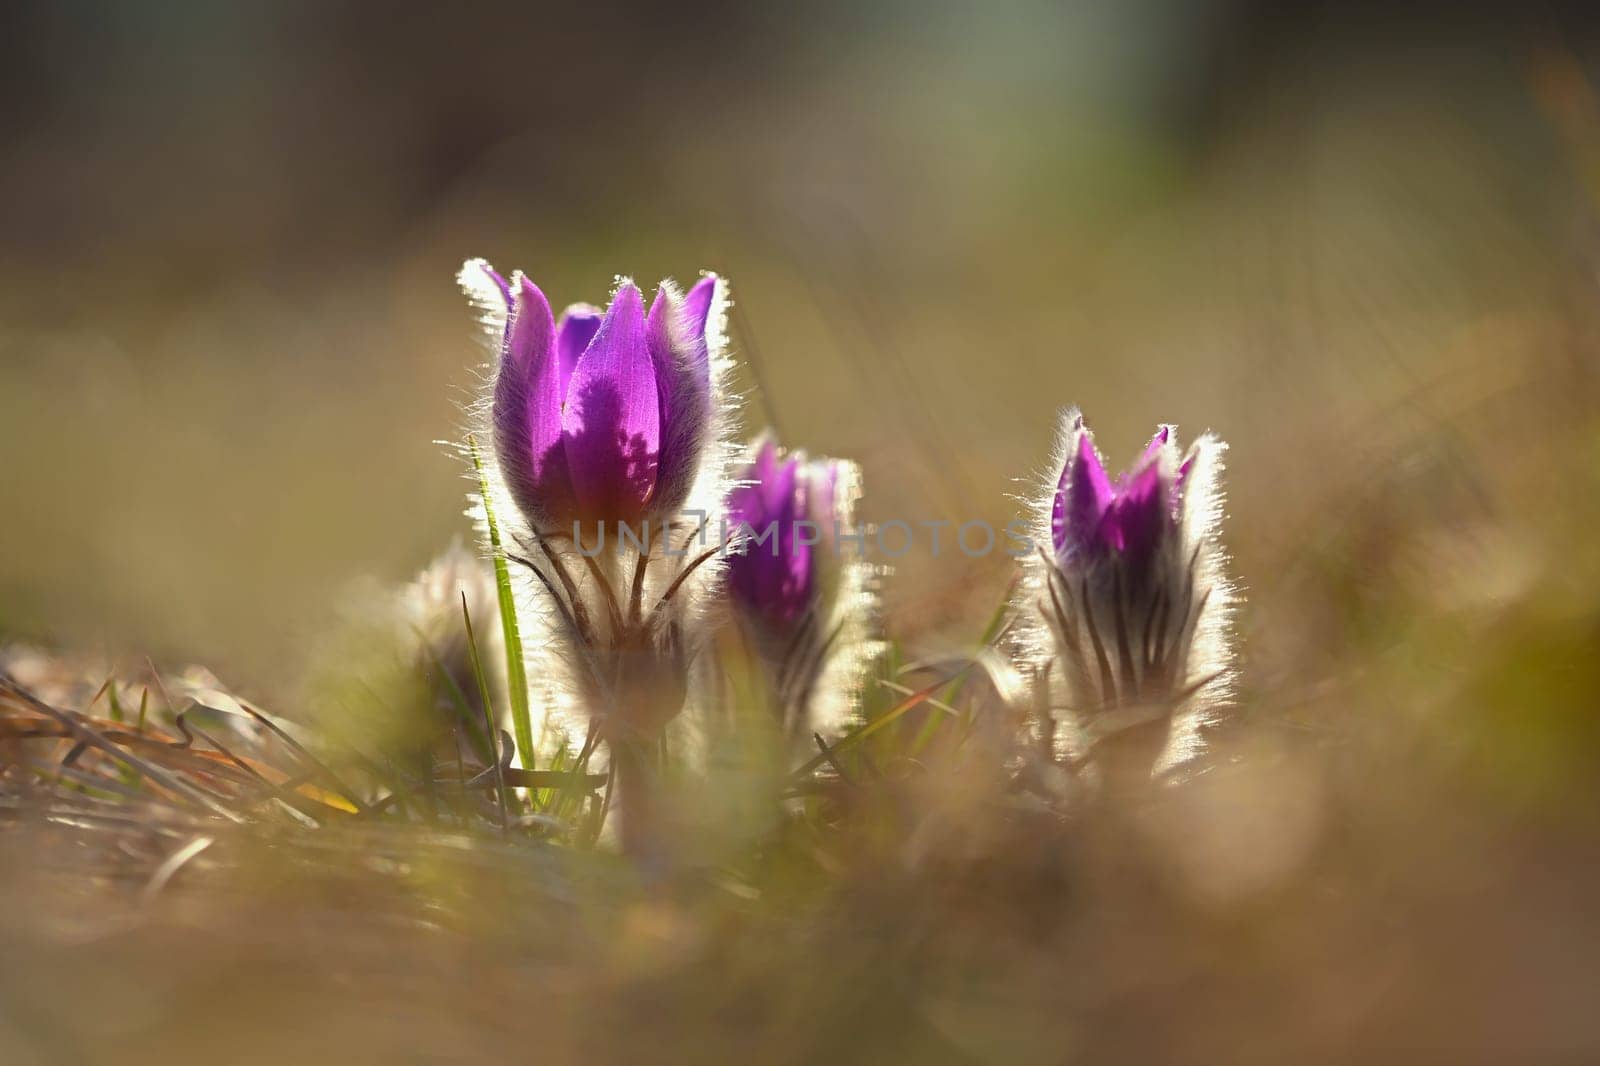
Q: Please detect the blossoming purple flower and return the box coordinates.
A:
[458,259,736,866]
[725,438,820,633]
[1022,409,1236,788]
[723,435,876,738]
[470,260,718,532]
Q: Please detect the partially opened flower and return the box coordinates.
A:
[469,262,717,533]
[458,260,739,865]
[723,435,878,739]
[726,439,816,634]
[1020,409,1236,788]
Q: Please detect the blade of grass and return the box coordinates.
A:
[460,593,510,833]
[789,663,974,781]
[879,681,964,723]
[909,577,1016,757]
[0,678,245,823]
[141,835,215,904]
[235,701,368,815]
[468,435,534,771]
[535,738,571,812]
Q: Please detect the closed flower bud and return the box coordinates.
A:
[1022,409,1237,789]
[724,435,879,740]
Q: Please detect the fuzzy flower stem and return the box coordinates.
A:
[608,736,665,875]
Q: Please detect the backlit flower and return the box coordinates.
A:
[458,259,739,866]
[724,435,878,739]
[1021,409,1236,786]
[726,438,819,634]
[467,260,717,532]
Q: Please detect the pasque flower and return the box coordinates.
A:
[1022,409,1236,787]
[473,261,717,533]
[725,438,823,633]
[723,436,877,739]
[459,259,737,866]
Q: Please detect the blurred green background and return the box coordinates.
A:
[0,0,1594,706]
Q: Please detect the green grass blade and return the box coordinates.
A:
[468,435,535,771]
[909,577,1015,757]
[460,593,510,831]
[789,663,975,781]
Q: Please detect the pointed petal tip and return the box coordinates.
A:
[609,277,643,306]
[664,274,716,345]
[458,258,514,312]
[590,280,647,340]
[750,435,781,486]
[560,279,661,522]
[508,271,553,328]
[1052,425,1114,558]
[1075,429,1106,473]
[459,256,500,285]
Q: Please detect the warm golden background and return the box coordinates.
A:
[1,0,1586,689]
[5,2,1600,1061]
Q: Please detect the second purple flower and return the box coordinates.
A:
[723,435,877,739]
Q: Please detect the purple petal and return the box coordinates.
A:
[560,283,661,525]
[765,453,800,524]
[555,305,602,406]
[683,275,718,342]
[1052,428,1113,558]
[730,441,794,528]
[779,502,816,624]
[733,437,781,526]
[1098,460,1167,565]
[750,437,780,489]
[483,265,512,308]
[766,457,804,516]
[646,283,714,517]
[1142,425,1170,463]
[682,275,716,400]
[726,472,757,531]
[727,453,814,630]
[493,274,577,529]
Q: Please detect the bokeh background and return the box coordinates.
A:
[1,0,1589,690]
[6,2,1600,1061]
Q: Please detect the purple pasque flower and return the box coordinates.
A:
[470,260,718,532]
[725,437,829,634]
[725,436,868,736]
[1051,420,1182,576]
[459,260,732,866]
[1027,409,1236,787]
